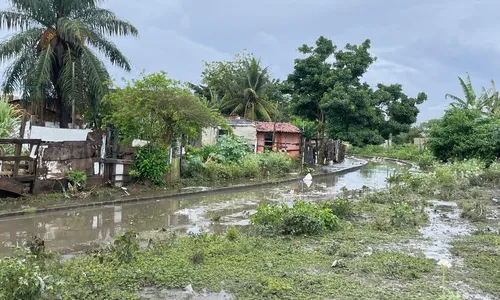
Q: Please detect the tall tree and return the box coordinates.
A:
[445,72,486,111]
[102,72,224,147]
[0,0,138,128]
[286,37,337,163]
[201,52,279,121]
[373,83,427,140]
[480,79,500,115]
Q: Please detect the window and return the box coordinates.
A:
[264,134,273,148]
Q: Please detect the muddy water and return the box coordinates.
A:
[0,159,406,256]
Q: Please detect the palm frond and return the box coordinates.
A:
[58,49,85,111]
[0,10,36,30]
[256,103,271,121]
[80,47,110,102]
[56,17,89,48]
[8,0,54,26]
[86,29,131,70]
[32,46,55,101]
[76,7,138,37]
[2,50,36,94]
[0,27,42,62]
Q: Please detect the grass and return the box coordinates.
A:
[2,158,500,299]
[349,143,436,169]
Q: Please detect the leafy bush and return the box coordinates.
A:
[390,202,418,227]
[428,108,500,162]
[251,201,341,236]
[321,197,353,218]
[182,135,296,182]
[0,257,55,300]
[112,230,139,264]
[131,144,170,185]
[0,99,20,138]
[67,170,87,192]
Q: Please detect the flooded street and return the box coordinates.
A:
[0,159,407,256]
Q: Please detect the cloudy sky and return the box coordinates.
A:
[1,0,498,122]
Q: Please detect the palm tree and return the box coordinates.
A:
[480,79,500,115]
[445,72,486,111]
[0,0,138,128]
[222,58,277,121]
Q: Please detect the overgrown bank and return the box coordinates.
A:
[1,160,499,299]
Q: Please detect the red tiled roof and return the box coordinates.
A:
[255,122,301,133]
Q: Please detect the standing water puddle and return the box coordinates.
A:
[418,200,471,261]
[0,159,407,256]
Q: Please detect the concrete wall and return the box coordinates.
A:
[38,141,102,180]
[201,127,218,146]
[233,125,257,150]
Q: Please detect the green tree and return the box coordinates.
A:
[480,79,500,115]
[0,0,138,128]
[373,83,427,140]
[445,72,486,111]
[102,72,225,147]
[201,52,279,121]
[288,37,380,154]
[428,108,500,161]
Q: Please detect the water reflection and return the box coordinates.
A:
[0,161,407,256]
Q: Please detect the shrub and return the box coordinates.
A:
[321,197,353,218]
[112,230,139,264]
[67,170,87,192]
[131,144,170,185]
[225,226,239,241]
[251,201,341,236]
[390,202,418,227]
[0,257,55,300]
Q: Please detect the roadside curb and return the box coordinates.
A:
[0,159,369,218]
[347,154,417,169]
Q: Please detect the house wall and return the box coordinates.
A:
[201,127,218,146]
[232,125,257,150]
[256,132,301,157]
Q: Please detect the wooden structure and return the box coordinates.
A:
[255,122,301,157]
[0,138,41,196]
[103,128,135,187]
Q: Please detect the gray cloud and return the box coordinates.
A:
[0,0,498,122]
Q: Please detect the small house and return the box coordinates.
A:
[255,122,301,157]
[200,116,257,151]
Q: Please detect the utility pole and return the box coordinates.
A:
[71,62,76,129]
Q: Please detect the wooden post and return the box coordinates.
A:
[13,110,28,177]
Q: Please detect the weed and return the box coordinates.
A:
[112,230,139,263]
[67,170,87,192]
[225,226,239,241]
[252,201,341,236]
[390,202,418,227]
[321,197,353,218]
[459,200,486,222]
[190,251,205,264]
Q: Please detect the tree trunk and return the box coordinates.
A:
[58,95,70,128]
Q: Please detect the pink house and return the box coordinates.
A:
[255,122,301,157]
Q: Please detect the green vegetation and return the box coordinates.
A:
[130,145,171,185]
[197,52,280,121]
[67,170,87,193]
[0,0,138,128]
[428,108,500,162]
[349,144,435,169]
[102,72,224,147]
[182,135,297,183]
[2,157,500,299]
